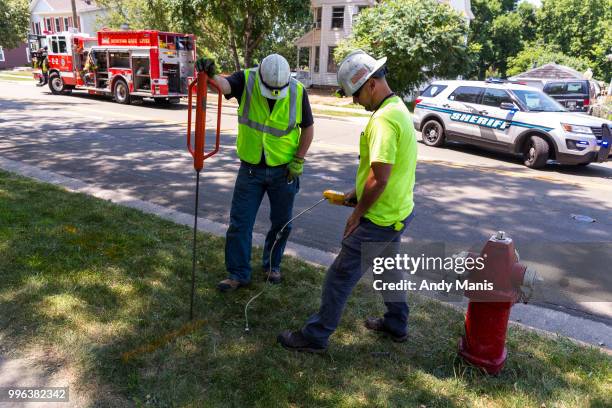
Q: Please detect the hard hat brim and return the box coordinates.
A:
[258,70,289,100]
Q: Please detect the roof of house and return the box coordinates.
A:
[509,63,585,81]
[31,0,101,13]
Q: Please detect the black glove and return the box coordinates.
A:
[196,57,217,77]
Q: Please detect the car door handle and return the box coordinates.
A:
[442,104,450,108]
[479,110,488,115]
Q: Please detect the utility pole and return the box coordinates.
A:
[71,0,79,31]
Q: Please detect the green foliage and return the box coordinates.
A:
[468,0,528,79]
[537,0,612,79]
[0,0,29,49]
[335,0,470,96]
[507,42,592,77]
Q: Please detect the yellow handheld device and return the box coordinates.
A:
[323,190,347,206]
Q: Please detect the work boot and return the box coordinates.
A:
[364,317,408,343]
[277,330,327,353]
[263,269,281,284]
[217,278,246,292]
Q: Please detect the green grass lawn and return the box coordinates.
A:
[0,170,610,407]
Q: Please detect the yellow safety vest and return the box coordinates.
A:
[237,68,303,166]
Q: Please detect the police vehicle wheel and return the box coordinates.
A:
[113,79,131,105]
[523,135,549,169]
[49,73,65,95]
[421,120,445,147]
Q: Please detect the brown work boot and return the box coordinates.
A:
[277,330,327,353]
[263,269,282,284]
[217,278,246,292]
[364,317,408,343]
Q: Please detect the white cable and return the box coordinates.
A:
[244,197,327,332]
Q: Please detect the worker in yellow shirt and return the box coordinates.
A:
[278,50,418,352]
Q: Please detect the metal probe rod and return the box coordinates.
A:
[189,170,201,320]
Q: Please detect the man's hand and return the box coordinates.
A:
[344,212,361,239]
[287,156,304,182]
[344,189,357,207]
[195,57,217,77]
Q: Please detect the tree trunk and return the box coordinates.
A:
[243,12,253,68]
[228,29,241,71]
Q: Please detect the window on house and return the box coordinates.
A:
[64,17,70,30]
[314,46,320,73]
[0,47,5,62]
[332,6,344,29]
[45,18,52,32]
[327,46,338,73]
[314,7,322,29]
[55,17,61,32]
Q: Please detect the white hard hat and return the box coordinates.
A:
[258,54,291,100]
[337,50,387,96]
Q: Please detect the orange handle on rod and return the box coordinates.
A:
[187,71,223,171]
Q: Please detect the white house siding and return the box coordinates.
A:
[30,0,108,37]
[296,0,473,87]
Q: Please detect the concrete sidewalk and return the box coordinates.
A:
[1,156,610,352]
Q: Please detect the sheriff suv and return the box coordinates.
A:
[413,80,611,168]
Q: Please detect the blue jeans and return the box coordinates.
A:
[301,214,414,348]
[225,161,299,283]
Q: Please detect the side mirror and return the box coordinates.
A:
[500,102,518,110]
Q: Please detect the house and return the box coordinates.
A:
[294,0,474,88]
[0,0,109,70]
[508,63,588,89]
[2,1,108,70]
[30,0,108,37]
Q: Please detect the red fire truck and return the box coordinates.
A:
[37,29,196,105]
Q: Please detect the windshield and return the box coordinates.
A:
[511,89,566,112]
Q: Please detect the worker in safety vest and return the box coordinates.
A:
[278,50,417,353]
[36,47,49,87]
[196,54,314,292]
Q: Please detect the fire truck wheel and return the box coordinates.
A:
[113,79,131,105]
[49,73,66,95]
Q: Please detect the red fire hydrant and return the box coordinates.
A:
[455,231,539,375]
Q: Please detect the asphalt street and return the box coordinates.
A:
[1,80,611,325]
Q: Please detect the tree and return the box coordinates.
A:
[537,0,611,79]
[467,0,538,79]
[0,0,29,49]
[335,0,470,96]
[199,0,311,70]
[506,42,592,77]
